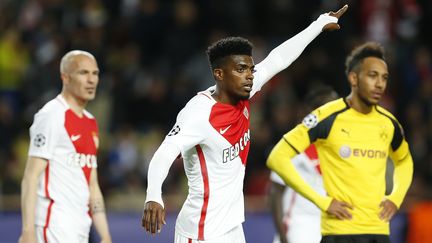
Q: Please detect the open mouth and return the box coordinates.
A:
[244,84,252,92]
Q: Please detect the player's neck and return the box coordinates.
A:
[346,93,372,114]
[211,90,239,106]
[61,92,87,117]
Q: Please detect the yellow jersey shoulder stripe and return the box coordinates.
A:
[313,98,349,121]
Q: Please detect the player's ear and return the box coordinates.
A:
[213,68,223,81]
[61,72,69,85]
[347,71,358,87]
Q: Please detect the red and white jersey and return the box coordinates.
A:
[164,73,267,240]
[145,13,340,241]
[166,91,250,240]
[28,95,98,236]
[270,145,325,235]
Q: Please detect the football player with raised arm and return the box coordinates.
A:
[142,5,348,243]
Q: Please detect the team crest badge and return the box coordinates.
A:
[92,132,99,149]
[379,126,389,142]
[243,107,249,119]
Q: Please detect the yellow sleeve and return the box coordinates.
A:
[266,133,332,211]
[387,139,414,208]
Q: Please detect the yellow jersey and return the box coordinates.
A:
[267,98,413,235]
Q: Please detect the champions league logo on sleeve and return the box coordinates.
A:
[302,113,318,129]
[34,133,46,147]
[167,125,181,136]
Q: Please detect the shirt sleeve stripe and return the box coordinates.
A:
[283,137,300,154]
[308,106,349,142]
[375,107,404,151]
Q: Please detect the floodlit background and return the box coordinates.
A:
[1,0,431,242]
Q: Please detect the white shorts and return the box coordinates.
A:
[272,217,321,243]
[36,226,88,243]
[175,225,246,243]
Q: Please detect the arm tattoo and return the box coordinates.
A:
[90,198,105,214]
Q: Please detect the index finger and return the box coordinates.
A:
[380,206,394,221]
[340,201,354,210]
[142,208,151,232]
[329,4,348,18]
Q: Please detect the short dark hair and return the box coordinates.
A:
[345,42,386,77]
[206,37,253,70]
[304,84,338,110]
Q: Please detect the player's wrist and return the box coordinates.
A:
[21,228,36,234]
[100,235,112,243]
[144,197,165,209]
[314,14,338,30]
[384,196,400,209]
[21,230,36,237]
[321,196,334,211]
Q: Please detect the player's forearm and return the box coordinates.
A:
[90,184,112,242]
[259,14,338,78]
[145,142,181,208]
[267,139,332,211]
[269,184,286,238]
[89,169,112,242]
[20,157,47,233]
[388,151,414,208]
[20,176,38,232]
[93,215,111,242]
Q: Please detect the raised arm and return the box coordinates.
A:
[251,5,348,96]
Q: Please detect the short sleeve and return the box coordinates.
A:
[28,110,61,160]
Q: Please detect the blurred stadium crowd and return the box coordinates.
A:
[1,0,432,217]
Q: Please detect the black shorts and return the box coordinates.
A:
[321,234,390,243]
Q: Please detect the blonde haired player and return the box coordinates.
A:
[19,51,111,243]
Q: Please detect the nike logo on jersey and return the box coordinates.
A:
[71,134,81,141]
[219,125,232,134]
